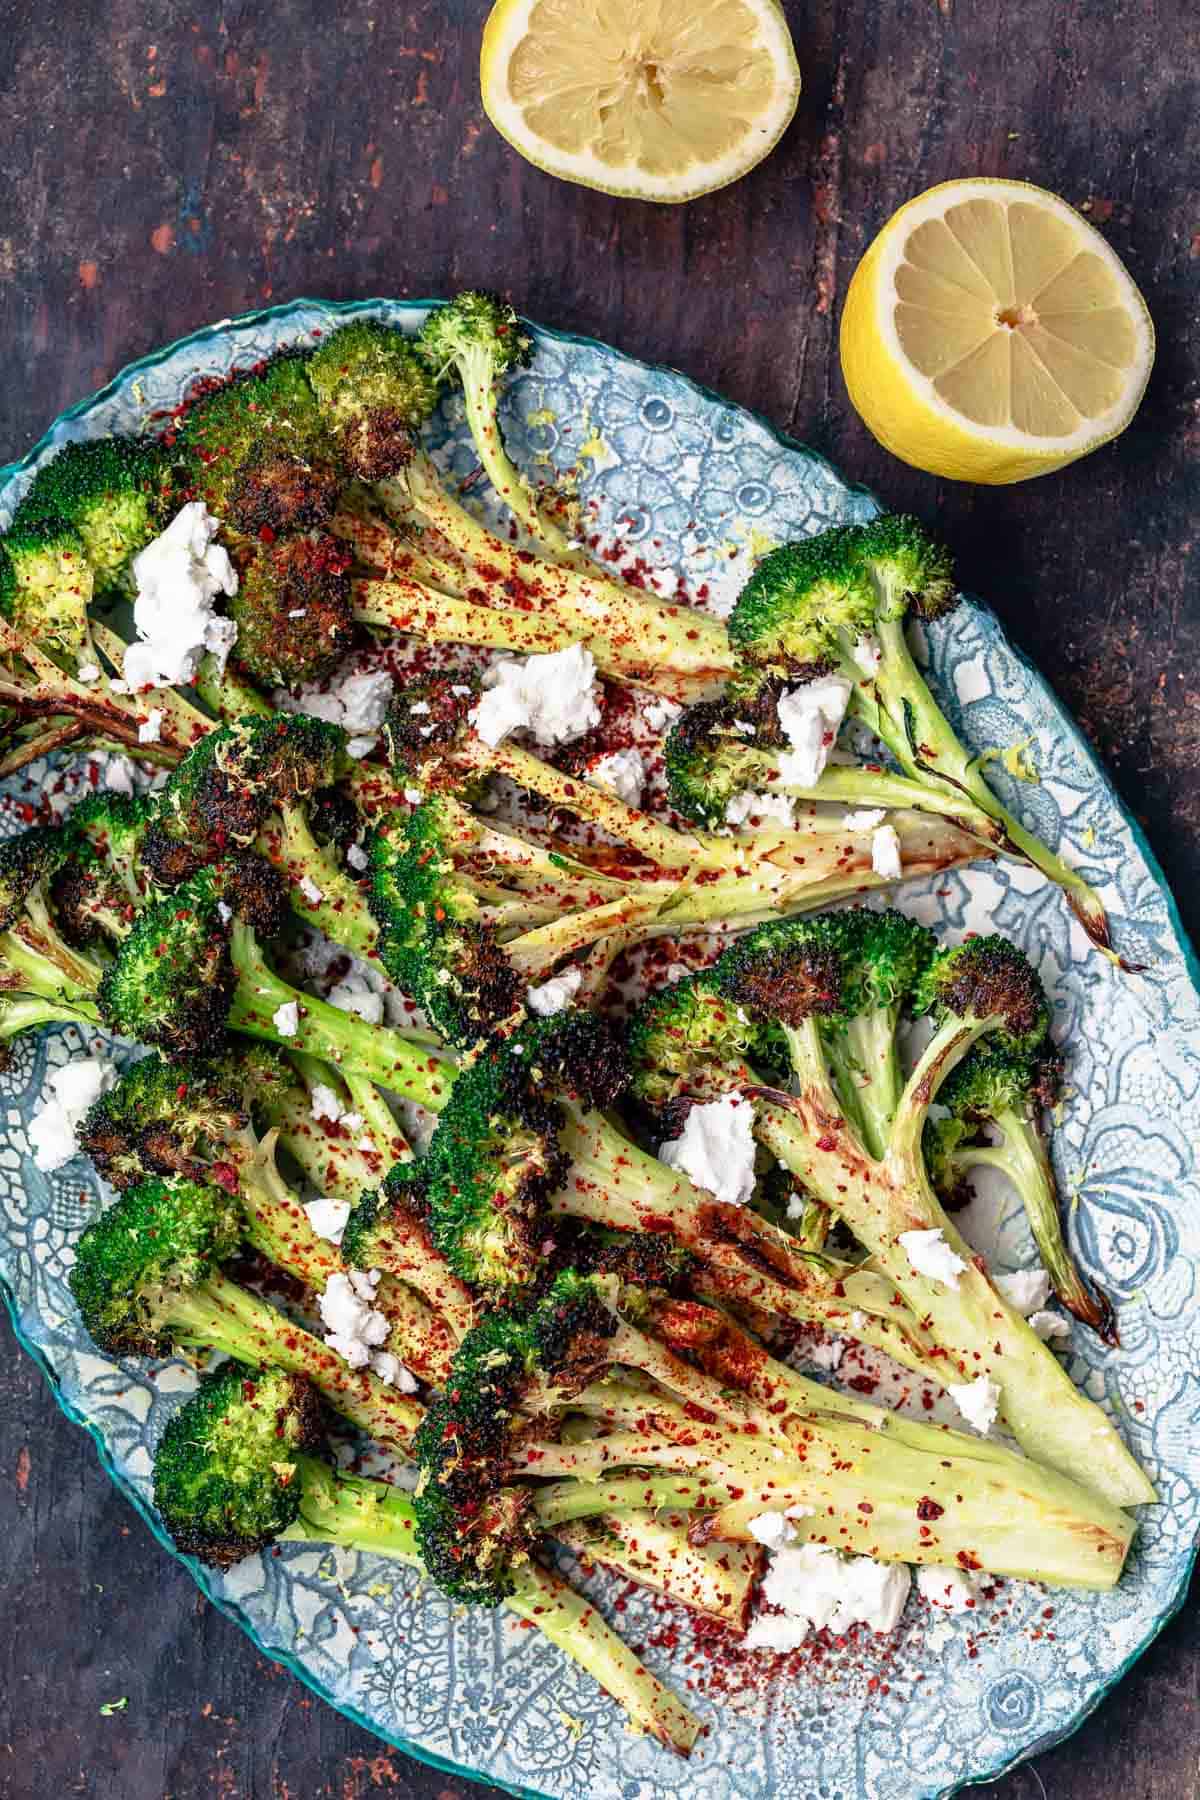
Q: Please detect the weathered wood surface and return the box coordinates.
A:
[0,0,1197,1794]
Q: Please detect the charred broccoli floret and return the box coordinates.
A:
[13,437,169,589]
[0,824,105,1013]
[307,319,439,479]
[225,451,341,540]
[177,356,333,518]
[229,534,355,688]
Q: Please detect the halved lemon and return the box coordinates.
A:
[480,0,801,204]
[839,178,1154,483]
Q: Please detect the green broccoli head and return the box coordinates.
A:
[153,1362,323,1568]
[368,802,522,1045]
[0,513,95,661]
[854,513,957,623]
[158,713,346,851]
[718,908,936,1029]
[68,792,155,880]
[916,935,1049,1056]
[529,1269,618,1389]
[411,1304,540,1605]
[68,1175,243,1356]
[0,825,71,930]
[936,1034,1062,1124]
[97,871,237,1058]
[14,438,169,586]
[47,842,139,948]
[663,701,763,828]
[419,1028,570,1294]
[727,527,872,680]
[178,357,331,515]
[629,969,784,1122]
[417,292,533,389]
[229,534,355,688]
[308,320,440,479]
[80,1051,248,1193]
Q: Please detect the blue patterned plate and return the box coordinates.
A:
[2,300,1198,1800]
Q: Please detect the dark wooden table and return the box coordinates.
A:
[1,2,1197,1795]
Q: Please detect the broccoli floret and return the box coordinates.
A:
[97,871,237,1058]
[0,825,71,932]
[13,438,169,588]
[230,534,355,688]
[153,1362,324,1566]
[225,450,341,540]
[627,970,778,1121]
[0,514,95,664]
[0,825,105,1011]
[854,512,958,623]
[177,357,332,517]
[662,701,757,828]
[916,935,1048,1057]
[156,713,346,850]
[308,320,439,479]
[728,528,871,682]
[79,1052,247,1192]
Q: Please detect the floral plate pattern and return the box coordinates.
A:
[1,299,1198,1800]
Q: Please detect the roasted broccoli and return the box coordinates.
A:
[228,534,355,689]
[176,356,334,521]
[13,437,169,590]
[307,318,439,479]
[628,911,1153,1508]
[727,515,1115,955]
[0,514,95,666]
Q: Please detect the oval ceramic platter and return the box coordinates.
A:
[1,299,1198,1800]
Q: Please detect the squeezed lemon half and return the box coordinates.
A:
[839,178,1154,483]
[480,0,801,203]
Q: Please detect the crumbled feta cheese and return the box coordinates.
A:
[994,1267,1052,1315]
[525,966,584,1018]
[785,1191,808,1220]
[471,643,601,748]
[402,788,424,807]
[318,1269,392,1368]
[948,1374,1001,1435]
[29,1057,116,1172]
[124,502,238,689]
[774,677,852,788]
[746,1544,911,1651]
[899,1227,967,1289]
[310,1084,343,1123]
[726,790,796,829]
[298,875,324,905]
[76,661,101,684]
[274,667,394,751]
[341,1111,364,1132]
[807,1336,845,1373]
[328,977,384,1024]
[369,1351,419,1392]
[138,708,164,745]
[587,748,646,809]
[103,756,136,796]
[346,843,369,872]
[303,1198,351,1244]
[852,634,882,676]
[272,1001,300,1037]
[916,1563,981,1613]
[843,808,887,832]
[870,823,903,880]
[216,901,233,925]
[746,1512,799,1549]
[1029,1309,1072,1343]
[659,1095,757,1208]
[643,695,683,732]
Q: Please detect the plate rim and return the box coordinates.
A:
[1,293,1197,1800]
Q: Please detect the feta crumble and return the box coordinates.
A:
[774,676,852,788]
[916,1563,982,1613]
[852,634,882,676]
[807,1336,845,1373]
[138,708,164,745]
[303,1198,351,1245]
[725,790,796,829]
[745,1544,911,1651]
[643,695,683,733]
[275,667,394,754]
[526,966,584,1018]
[328,977,384,1024]
[899,1227,968,1289]
[76,661,101,684]
[29,1057,116,1172]
[994,1267,1052,1315]
[471,643,601,749]
[1030,1309,1072,1343]
[272,1001,300,1038]
[659,1095,757,1208]
[298,875,325,906]
[587,748,646,809]
[124,502,238,690]
[310,1084,343,1123]
[346,843,369,872]
[948,1374,1002,1435]
[843,808,887,832]
[870,823,903,880]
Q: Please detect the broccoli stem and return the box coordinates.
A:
[504,1562,702,1756]
[164,1270,423,1452]
[755,1016,1155,1507]
[533,1474,740,1527]
[453,345,576,557]
[0,991,101,1046]
[813,1009,903,1162]
[259,808,378,956]
[0,919,105,1004]
[552,1109,947,1378]
[281,1456,701,1755]
[729,755,1005,844]
[191,651,274,722]
[227,923,454,1110]
[355,577,579,659]
[955,1112,1117,1342]
[555,1510,761,1634]
[870,617,1112,954]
